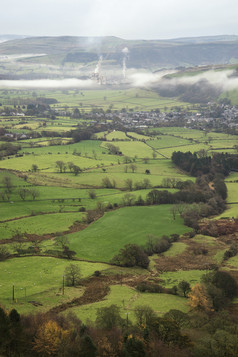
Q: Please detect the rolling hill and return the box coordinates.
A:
[0,35,238,69]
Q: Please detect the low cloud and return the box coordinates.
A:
[128,70,177,87]
[1,68,238,92]
[129,69,238,92]
[0,78,98,89]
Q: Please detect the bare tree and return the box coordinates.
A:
[170,205,178,220]
[29,188,40,201]
[31,164,38,172]
[72,165,81,176]
[129,163,137,173]
[65,264,81,286]
[18,188,30,201]
[56,160,66,173]
[122,193,136,206]
[124,178,133,191]
[2,176,12,193]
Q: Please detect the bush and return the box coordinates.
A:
[154,237,171,254]
[136,281,164,293]
[88,190,96,199]
[111,244,149,269]
[202,270,238,310]
[0,246,10,261]
[223,244,237,260]
[170,234,180,242]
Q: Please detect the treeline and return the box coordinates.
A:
[1,269,238,356]
[0,142,21,159]
[0,305,192,357]
[172,151,238,177]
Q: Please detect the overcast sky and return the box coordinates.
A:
[1,0,238,40]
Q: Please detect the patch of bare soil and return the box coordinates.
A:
[47,274,144,315]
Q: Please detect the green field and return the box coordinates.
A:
[0,257,110,313]
[0,88,190,112]
[63,285,189,323]
[0,85,237,322]
[163,242,188,257]
[68,205,191,262]
[160,270,205,288]
[0,212,84,239]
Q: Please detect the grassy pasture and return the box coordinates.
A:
[224,255,238,269]
[0,257,110,313]
[148,136,191,149]
[163,242,188,257]
[213,249,227,264]
[0,88,187,112]
[0,200,79,221]
[68,205,191,262]
[210,148,236,155]
[0,212,84,239]
[160,270,205,288]
[0,187,123,220]
[0,154,102,172]
[216,204,238,219]
[192,235,217,245]
[153,127,236,143]
[101,140,154,158]
[28,156,192,189]
[65,285,189,323]
[209,139,238,149]
[0,187,178,223]
[20,138,108,157]
[226,183,238,203]
[106,131,130,141]
[150,127,201,136]
[35,125,75,133]
[158,143,210,158]
[31,139,72,146]
[0,170,31,187]
[19,140,107,156]
[104,158,189,176]
[127,132,152,141]
[0,86,237,319]
[226,172,238,181]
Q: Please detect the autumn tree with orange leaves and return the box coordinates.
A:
[188,283,213,312]
[33,320,69,356]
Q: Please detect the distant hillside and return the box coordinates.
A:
[0,34,29,43]
[0,35,238,69]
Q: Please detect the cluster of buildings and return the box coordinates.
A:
[86,104,238,131]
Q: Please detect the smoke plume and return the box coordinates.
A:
[122,47,129,79]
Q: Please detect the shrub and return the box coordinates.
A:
[111,244,149,269]
[136,281,164,293]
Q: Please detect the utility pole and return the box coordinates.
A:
[62,275,65,295]
[12,283,15,302]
